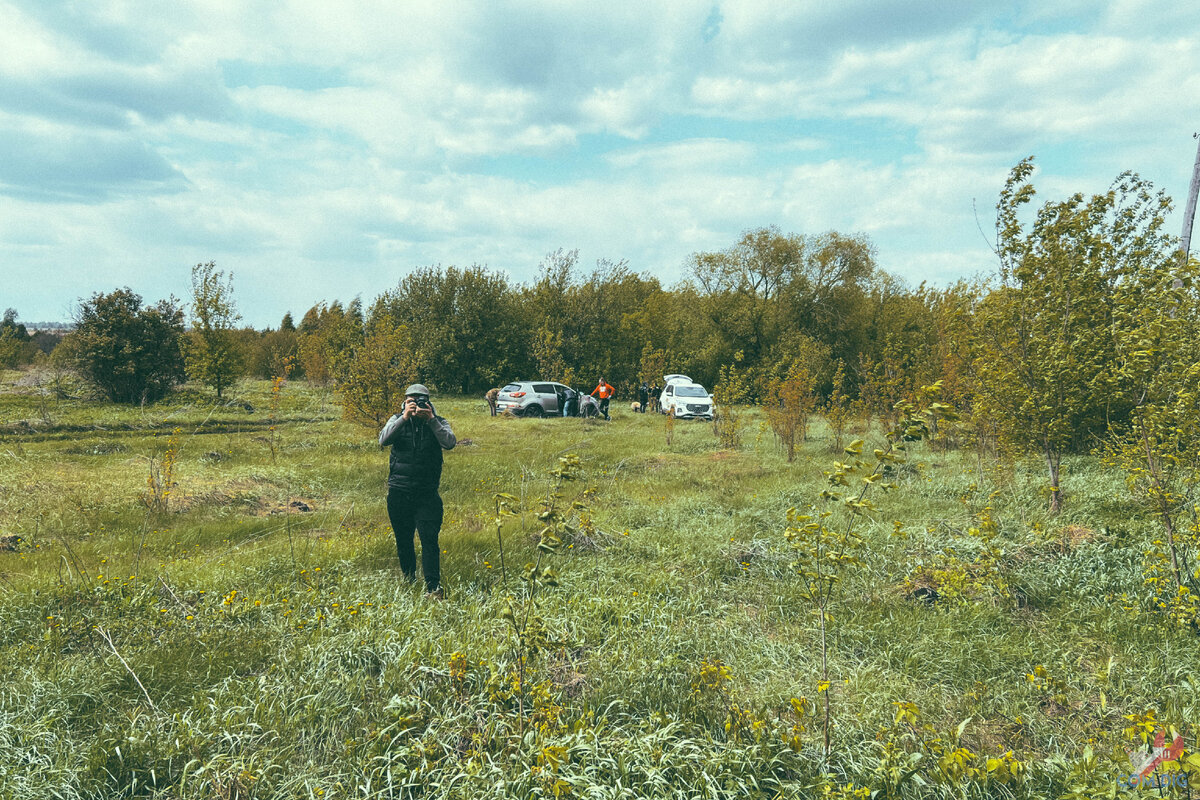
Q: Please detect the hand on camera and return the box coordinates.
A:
[403,397,434,422]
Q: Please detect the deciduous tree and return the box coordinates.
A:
[184,262,243,399]
[67,288,186,403]
[975,158,1159,512]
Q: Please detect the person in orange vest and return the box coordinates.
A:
[591,377,615,420]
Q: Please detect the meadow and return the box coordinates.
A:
[1,371,1197,799]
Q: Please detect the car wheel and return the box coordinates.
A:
[523,403,544,418]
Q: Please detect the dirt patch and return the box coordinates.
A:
[1054,524,1098,554]
[250,497,318,516]
[548,646,590,698]
[0,534,23,552]
[176,477,317,517]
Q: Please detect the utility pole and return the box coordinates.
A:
[1181,133,1200,266]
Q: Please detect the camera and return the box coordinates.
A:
[412,396,430,409]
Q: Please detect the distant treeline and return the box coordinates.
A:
[289,229,933,401]
[2,227,943,400]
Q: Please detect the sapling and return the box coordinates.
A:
[495,453,586,732]
[785,383,954,762]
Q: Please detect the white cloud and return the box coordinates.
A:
[2,1,1199,326]
[605,139,756,171]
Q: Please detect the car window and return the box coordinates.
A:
[502,383,521,392]
[664,386,673,395]
[677,385,708,397]
[532,383,555,394]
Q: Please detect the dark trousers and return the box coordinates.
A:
[386,486,443,592]
[599,397,610,419]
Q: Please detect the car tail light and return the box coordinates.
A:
[511,391,526,397]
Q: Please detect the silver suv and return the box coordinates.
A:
[497,381,594,417]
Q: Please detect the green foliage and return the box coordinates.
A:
[787,383,953,762]
[690,226,875,383]
[332,316,422,427]
[531,325,575,386]
[823,361,853,452]
[0,308,37,368]
[3,379,1200,799]
[184,262,244,399]
[712,361,753,449]
[65,287,186,403]
[495,454,586,731]
[296,300,351,384]
[374,264,523,393]
[1103,253,1200,628]
[763,335,825,460]
[976,158,1176,512]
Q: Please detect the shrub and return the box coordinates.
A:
[66,288,186,403]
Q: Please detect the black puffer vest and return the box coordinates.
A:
[383,417,445,492]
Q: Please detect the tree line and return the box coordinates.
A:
[6,160,1199,501]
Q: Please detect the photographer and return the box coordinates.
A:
[379,383,456,598]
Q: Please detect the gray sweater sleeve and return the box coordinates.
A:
[379,414,404,448]
[429,415,456,450]
[379,412,455,450]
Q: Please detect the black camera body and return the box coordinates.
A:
[412,396,431,409]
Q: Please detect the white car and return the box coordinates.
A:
[660,374,714,420]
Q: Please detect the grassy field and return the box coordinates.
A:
[0,371,1197,798]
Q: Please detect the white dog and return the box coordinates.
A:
[630,401,641,413]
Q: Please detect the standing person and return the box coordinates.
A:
[649,384,661,413]
[485,387,499,416]
[379,383,456,598]
[638,382,649,413]
[591,376,614,420]
[560,385,579,417]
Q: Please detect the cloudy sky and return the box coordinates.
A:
[2,1,1198,327]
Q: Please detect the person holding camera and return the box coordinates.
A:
[379,383,456,598]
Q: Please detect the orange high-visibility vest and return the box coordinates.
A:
[592,382,614,399]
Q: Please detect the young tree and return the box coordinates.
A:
[975,158,1162,512]
[334,317,423,427]
[67,288,186,403]
[296,302,342,384]
[822,360,853,452]
[185,262,243,399]
[763,334,825,460]
[0,308,34,368]
[1104,235,1200,626]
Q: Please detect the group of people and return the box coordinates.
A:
[484,378,626,420]
[635,382,662,414]
[484,378,659,419]
[381,377,665,598]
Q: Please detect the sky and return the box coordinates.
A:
[2,1,1199,328]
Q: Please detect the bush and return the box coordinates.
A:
[67,288,186,403]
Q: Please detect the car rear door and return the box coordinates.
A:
[532,383,559,413]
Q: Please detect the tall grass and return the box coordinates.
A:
[0,372,1197,798]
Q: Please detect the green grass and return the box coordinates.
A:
[1,372,1198,798]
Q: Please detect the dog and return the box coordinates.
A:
[630,401,641,413]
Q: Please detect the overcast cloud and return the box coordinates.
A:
[2,0,1198,326]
